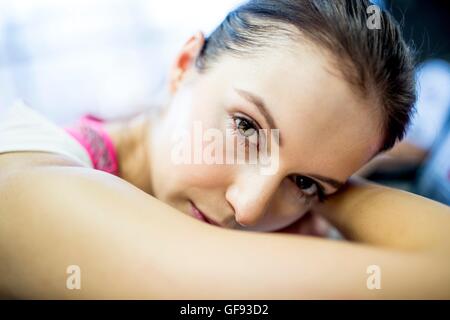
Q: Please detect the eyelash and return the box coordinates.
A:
[227,114,262,150]
[314,182,327,203]
[227,113,329,203]
[291,176,328,203]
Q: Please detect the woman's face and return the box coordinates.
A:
[149,33,383,232]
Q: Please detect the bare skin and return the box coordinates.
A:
[105,32,383,233]
[1,32,450,298]
[105,113,154,195]
[106,110,335,236]
[0,152,449,299]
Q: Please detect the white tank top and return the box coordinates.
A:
[0,101,93,167]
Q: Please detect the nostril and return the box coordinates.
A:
[235,213,256,227]
[236,219,249,228]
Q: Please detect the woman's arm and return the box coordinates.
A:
[313,176,450,253]
[1,153,449,299]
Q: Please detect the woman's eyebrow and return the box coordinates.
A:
[307,173,346,190]
[233,87,345,191]
[234,87,283,146]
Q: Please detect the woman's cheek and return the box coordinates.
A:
[171,114,235,188]
[179,163,231,189]
[269,181,313,226]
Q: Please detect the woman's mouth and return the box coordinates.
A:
[189,201,220,226]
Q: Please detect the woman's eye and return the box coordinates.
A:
[228,114,265,152]
[293,176,318,196]
[234,117,258,138]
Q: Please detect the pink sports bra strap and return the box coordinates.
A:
[65,115,119,176]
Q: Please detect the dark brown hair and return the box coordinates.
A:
[195,0,417,152]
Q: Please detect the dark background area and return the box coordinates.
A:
[388,0,450,63]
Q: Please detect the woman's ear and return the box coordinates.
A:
[169,31,206,94]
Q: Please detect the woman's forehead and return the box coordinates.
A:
[208,43,366,117]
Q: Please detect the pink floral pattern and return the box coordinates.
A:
[65,115,119,176]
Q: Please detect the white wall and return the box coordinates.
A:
[0,0,242,123]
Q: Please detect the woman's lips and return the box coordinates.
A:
[190,201,220,226]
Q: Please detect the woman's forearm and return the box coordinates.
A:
[1,162,449,299]
[313,176,450,253]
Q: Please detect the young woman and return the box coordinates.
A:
[1,0,449,299]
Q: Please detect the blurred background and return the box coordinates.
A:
[0,0,242,122]
[0,0,449,204]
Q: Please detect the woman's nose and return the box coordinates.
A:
[225,171,282,227]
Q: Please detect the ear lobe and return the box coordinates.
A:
[169,31,206,94]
